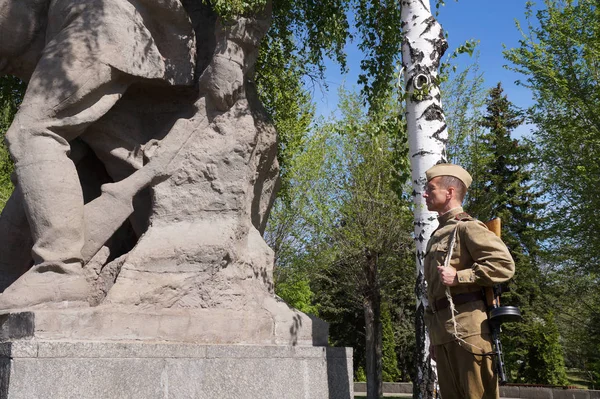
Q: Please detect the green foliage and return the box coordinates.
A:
[275,274,319,315]
[266,86,415,389]
[355,366,367,382]
[354,1,404,114]
[382,303,401,382]
[201,0,268,18]
[0,76,24,209]
[255,35,315,203]
[504,0,600,270]
[543,270,600,388]
[256,0,406,116]
[505,0,600,382]
[464,82,568,384]
[438,40,480,81]
[441,55,486,167]
[520,313,569,385]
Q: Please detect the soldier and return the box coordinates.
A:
[0,0,195,307]
[423,163,515,399]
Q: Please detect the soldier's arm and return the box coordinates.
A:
[455,220,515,286]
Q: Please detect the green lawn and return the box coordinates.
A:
[566,368,597,390]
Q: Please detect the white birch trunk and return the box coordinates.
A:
[400,1,449,398]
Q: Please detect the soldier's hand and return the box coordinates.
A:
[437,266,458,286]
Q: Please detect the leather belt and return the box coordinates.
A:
[432,291,484,312]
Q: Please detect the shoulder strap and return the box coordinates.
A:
[443,226,459,268]
[444,212,474,267]
[454,211,473,221]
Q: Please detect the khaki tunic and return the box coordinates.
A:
[424,207,515,345]
[424,207,514,399]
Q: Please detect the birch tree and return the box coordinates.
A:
[400,1,449,397]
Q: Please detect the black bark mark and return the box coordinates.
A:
[430,123,448,145]
[426,32,448,68]
[420,16,436,37]
[412,149,435,158]
[420,103,444,122]
[414,219,426,227]
[440,148,448,163]
[408,41,425,65]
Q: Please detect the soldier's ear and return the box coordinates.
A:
[446,186,455,199]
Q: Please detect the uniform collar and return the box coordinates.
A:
[437,207,464,226]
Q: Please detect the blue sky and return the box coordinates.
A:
[314,1,538,136]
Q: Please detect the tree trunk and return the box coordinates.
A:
[364,251,383,399]
[400,1,449,398]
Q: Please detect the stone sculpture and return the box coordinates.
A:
[0,0,324,345]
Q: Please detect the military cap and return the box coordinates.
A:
[425,163,472,188]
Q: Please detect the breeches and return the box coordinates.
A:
[435,334,498,399]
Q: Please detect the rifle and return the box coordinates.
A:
[483,218,522,385]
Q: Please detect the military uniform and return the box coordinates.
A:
[424,207,515,399]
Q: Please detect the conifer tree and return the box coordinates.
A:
[467,83,567,384]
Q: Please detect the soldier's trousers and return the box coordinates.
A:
[435,334,499,399]
[4,56,131,269]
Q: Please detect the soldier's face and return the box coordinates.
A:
[423,177,449,213]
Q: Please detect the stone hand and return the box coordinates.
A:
[437,265,458,286]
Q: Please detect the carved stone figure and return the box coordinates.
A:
[0,0,196,308]
[0,0,320,345]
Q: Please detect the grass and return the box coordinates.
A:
[566,368,597,390]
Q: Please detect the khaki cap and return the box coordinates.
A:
[425,163,472,188]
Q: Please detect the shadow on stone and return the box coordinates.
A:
[0,313,34,342]
[0,354,10,399]
[327,347,352,399]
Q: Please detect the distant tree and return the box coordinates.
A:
[520,313,569,385]
[504,0,600,381]
[442,56,487,169]
[504,0,600,271]
[465,82,569,384]
[267,87,414,398]
[314,89,413,398]
[544,267,600,388]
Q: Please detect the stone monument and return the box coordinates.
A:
[0,0,352,397]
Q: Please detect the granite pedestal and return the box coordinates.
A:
[0,312,353,399]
